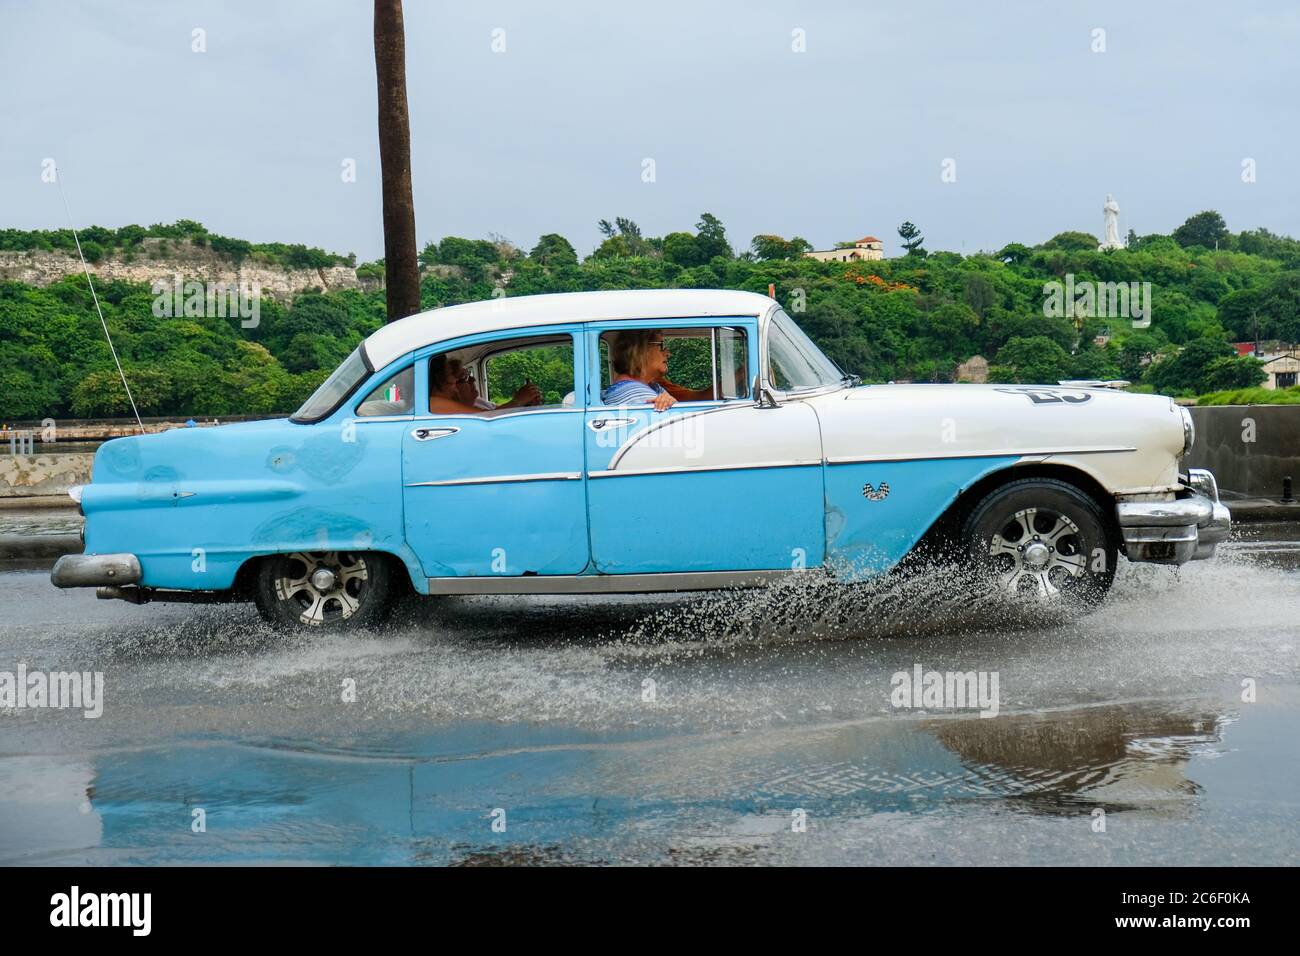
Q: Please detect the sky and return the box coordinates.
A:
[1,0,1297,261]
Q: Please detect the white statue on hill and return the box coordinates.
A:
[1099,194,1122,250]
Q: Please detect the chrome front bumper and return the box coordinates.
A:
[1116,469,1231,565]
[50,552,142,588]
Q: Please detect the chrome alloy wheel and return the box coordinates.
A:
[986,507,1088,598]
[272,551,370,626]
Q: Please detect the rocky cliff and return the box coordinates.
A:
[0,238,382,300]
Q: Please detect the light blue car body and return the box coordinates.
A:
[80,305,1018,596]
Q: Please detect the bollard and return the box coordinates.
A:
[1283,476,1296,505]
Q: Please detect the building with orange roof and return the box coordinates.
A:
[804,236,885,262]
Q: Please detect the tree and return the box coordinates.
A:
[374,0,421,322]
[1145,338,1234,395]
[988,336,1072,383]
[898,221,925,256]
[529,234,578,268]
[593,218,651,258]
[1117,331,1163,381]
[662,232,703,267]
[424,237,499,269]
[695,213,732,261]
[962,272,998,317]
[1042,231,1099,252]
[1173,211,1229,250]
[1261,272,1300,343]
[1068,344,1121,381]
[751,234,812,260]
[996,242,1030,265]
[1204,355,1266,391]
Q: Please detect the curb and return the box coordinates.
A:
[1223,499,1300,522]
[0,496,78,511]
[0,534,82,560]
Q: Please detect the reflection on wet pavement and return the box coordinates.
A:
[0,524,1297,865]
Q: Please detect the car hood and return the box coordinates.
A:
[806,383,1187,491]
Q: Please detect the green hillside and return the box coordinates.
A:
[2,210,1298,419]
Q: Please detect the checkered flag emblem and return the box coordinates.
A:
[862,482,890,501]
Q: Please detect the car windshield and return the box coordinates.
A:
[766,308,844,392]
[292,348,369,422]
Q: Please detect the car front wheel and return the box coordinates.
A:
[961,478,1117,608]
[254,550,396,631]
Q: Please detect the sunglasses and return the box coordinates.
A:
[456,373,475,384]
[649,340,668,351]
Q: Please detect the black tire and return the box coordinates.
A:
[961,478,1116,608]
[254,550,397,631]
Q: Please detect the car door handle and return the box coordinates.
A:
[412,426,460,442]
[588,417,636,431]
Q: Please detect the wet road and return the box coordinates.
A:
[1,524,1297,865]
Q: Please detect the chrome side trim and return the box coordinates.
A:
[589,460,821,479]
[824,446,1137,465]
[426,569,795,595]
[406,471,583,487]
[407,408,584,423]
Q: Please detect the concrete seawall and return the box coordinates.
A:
[1185,405,1300,499]
[0,453,93,498]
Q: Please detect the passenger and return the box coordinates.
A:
[601,330,713,411]
[428,355,541,414]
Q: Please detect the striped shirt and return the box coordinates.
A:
[601,378,664,405]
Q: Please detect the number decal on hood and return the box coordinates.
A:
[992,387,1092,405]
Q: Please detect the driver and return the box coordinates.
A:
[429,354,540,414]
[601,330,714,411]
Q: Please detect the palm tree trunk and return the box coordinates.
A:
[374,0,421,323]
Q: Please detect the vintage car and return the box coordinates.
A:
[51,289,1230,630]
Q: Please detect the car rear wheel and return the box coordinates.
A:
[254,550,396,631]
[961,478,1116,608]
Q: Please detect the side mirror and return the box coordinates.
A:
[752,374,779,409]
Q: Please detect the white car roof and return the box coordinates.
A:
[363,289,779,369]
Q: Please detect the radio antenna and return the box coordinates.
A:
[54,166,144,433]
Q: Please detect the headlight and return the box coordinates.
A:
[1178,406,1195,457]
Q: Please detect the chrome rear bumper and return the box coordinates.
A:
[50,552,142,588]
[1116,469,1230,565]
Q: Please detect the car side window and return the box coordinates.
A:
[428,333,577,415]
[354,365,414,416]
[483,341,574,407]
[596,326,749,405]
